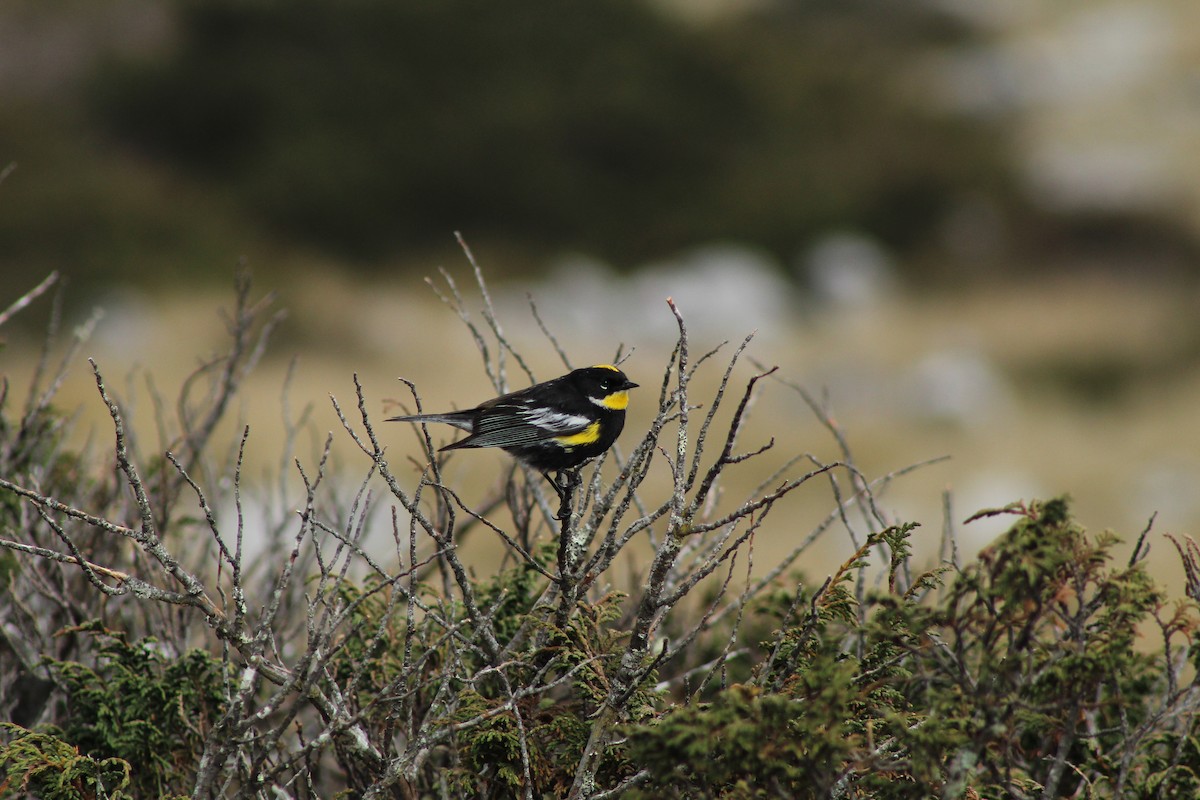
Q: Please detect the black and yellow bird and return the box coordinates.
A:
[388,365,637,489]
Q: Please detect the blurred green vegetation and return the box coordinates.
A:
[0,0,1032,287]
[89,0,751,264]
[0,104,252,292]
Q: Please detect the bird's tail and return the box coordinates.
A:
[386,411,474,432]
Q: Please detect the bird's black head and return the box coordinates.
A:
[573,365,638,410]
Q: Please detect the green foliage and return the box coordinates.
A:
[324,558,644,796]
[0,623,226,799]
[623,501,1200,798]
[0,725,134,800]
[926,499,1166,795]
[625,680,859,798]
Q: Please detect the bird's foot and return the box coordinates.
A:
[548,468,582,517]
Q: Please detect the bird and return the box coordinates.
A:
[388,364,638,493]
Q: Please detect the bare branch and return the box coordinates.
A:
[0,271,59,328]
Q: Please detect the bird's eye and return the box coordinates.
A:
[600,381,609,390]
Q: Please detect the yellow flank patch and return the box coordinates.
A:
[596,390,629,410]
[555,420,601,447]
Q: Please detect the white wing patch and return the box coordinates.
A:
[520,407,591,432]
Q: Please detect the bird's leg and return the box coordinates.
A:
[548,468,582,518]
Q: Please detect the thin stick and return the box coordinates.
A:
[0,271,59,328]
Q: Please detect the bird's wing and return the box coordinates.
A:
[445,403,591,450]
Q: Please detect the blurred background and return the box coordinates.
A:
[3,0,1200,577]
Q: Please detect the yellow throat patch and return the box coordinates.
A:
[596,390,629,410]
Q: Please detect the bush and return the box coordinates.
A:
[3,267,1200,798]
